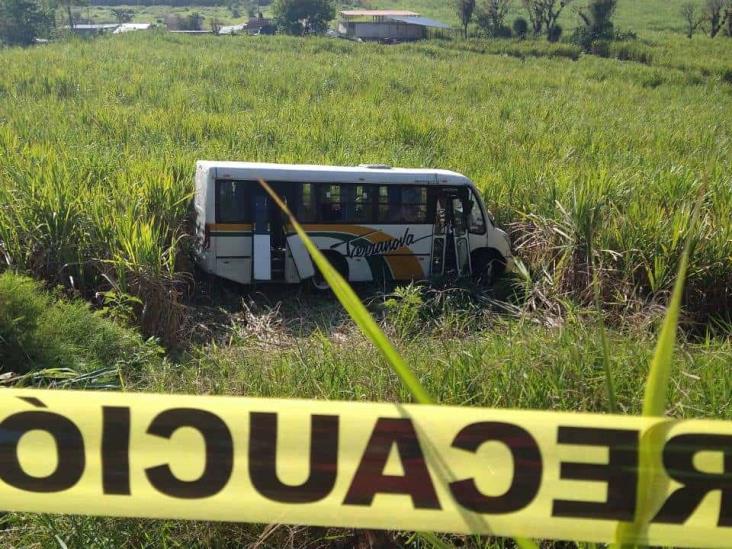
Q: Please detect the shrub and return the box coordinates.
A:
[591,39,611,57]
[572,0,618,51]
[0,272,45,373]
[547,23,562,42]
[608,41,653,64]
[513,17,528,39]
[0,0,53,46]
[475,0,512,38]
[383,284,424,340]
[495,24,513,38]
[272,0,335,35]
[0,272,161,376]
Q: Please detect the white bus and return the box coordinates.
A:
[194,161,513,290]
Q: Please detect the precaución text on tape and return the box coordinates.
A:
[0,389,730,547]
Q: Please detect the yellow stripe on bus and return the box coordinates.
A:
[207,223,253,232]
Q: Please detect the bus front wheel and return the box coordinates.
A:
[472,248,506,286]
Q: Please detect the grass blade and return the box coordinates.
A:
[614,191,703,547]
[592,260,617,413]
[641,243,690,417]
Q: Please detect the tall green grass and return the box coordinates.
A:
[267,176,700,547]
[0,33,730,332]
[2,279,731,546]
[0,20,730,548]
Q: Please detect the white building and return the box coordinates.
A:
[113,23,153,34]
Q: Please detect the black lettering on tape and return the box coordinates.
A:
[0,411,85,492]
[552,426,638,521]
[653,434,732,527]
[102,406,131,495]
[449,422,542,514]
[145,408,233,498]
[249,412,339,503]
[343,417,440,509]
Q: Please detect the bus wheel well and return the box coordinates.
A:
[471,248,506,285]
[311,251,349,291]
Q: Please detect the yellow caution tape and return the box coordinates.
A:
[0,388,730,547]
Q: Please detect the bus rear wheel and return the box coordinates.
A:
[310,253,349,292]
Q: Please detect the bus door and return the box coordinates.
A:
[253,182,311,282]
[431,188,471,277]
[252,186,272,281]
[450,189,472,276]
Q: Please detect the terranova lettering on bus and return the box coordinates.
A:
[329,228,429,258]
[0,389,730,548]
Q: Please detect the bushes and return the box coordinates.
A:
[582,38,654,64]
[547,23,562,42]
[0,272,160,376]
[573,0,616,50]
[0,143,193,347]
[0,0,53,46]
[608,41,654,64]
[513,17,529,39]
[475,0,512,38]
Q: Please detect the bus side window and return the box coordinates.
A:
[319,183,343,223]
[451,197,467,235]
[400,186,428,223]
[349,184,373,223]
[299,183,317,223]
[467,188,486,234]
[215,180,249,223]
[377,185,401,224]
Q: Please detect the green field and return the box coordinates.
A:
[371,0,704,32]
[81,4,252,26]
[1,0,732,545]
[81,0,714,33]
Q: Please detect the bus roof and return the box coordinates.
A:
[196,161,474,186]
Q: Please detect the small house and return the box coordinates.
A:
[337,10,450,42]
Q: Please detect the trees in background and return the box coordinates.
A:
[111,8,133,23]
[187,11,204,30]
[513,16,529,38]
[680,2,703,38]
[455,0,476,38]
[680,0,732,38]
[58,0,87,29]
[521,0,572,41]
[702,0,730,37]
[522,0,543,34]
[572,0,617,50]
[0,0,52,45]
[165,11,205,30]
[272,0,334,35]
[476,0,512,37]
